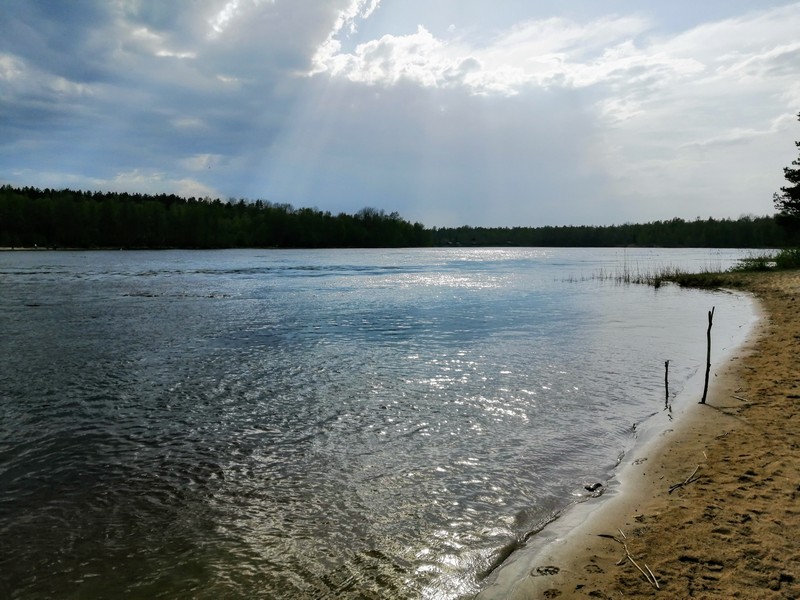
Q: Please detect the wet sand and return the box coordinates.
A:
[478,270,800,600]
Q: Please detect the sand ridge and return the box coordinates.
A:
[478,270,800,600]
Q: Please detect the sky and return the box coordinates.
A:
[1,1,799,227]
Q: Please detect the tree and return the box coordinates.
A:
[774,112,800,233]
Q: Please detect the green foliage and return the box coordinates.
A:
[728,252,777,272]
[773,247,800,269]
[659,249,800,290]
[773,112,800,231]
[667,272,736,289]
[0,186,432,249]
[728,248,800,272]
[583,246,800,291]
[0,184,795,250]
[654,248,800,292]
[656,247,800,291]
[432,216,792,249]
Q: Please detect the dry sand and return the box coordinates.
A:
[478,270,800,600]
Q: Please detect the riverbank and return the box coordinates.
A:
[478,269,800,599]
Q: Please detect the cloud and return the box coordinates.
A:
[683,113,798,149]
[209,0,250,36]
[0,0,344,173]
[259,77,604,226]
[1,1,799,227]
[310,14,701,96]
[315,25,474,89]
[180,154,225,171]
[3,166,219,200]
[310,4,799,119]
[297,3,800,225]
[99,169,221,199]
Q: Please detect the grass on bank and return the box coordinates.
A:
[586,248,800,289]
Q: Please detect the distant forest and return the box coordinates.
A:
[432,217,794,248]
[0,185,795,249]
[0,186,430,249]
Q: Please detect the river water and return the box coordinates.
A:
[0,248,756,599]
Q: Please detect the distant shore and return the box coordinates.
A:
[478,269,800,599]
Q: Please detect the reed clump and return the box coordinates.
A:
[587,264,723,289]
[731,248,800,271]
[584,248,800,290]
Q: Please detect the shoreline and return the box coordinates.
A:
[477,270,800,599]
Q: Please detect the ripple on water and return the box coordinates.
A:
[0,248,757,599]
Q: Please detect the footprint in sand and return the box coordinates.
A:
[584,564,604,573]
[531,565,560,577]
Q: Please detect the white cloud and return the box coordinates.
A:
[720,42,800,80]
[330,0,381,36]
[294,2,800,224]
[209,0,244,35]
[99,169,220,199]
[0,52,96,101]
[683,113,797,149]
[593,6,800,139]
[156,49,196,59]
[171,116,206,129]
[180,153,224,171]
[124,24,195,60]
[311,0,383,73]
[310,13,706,97]
[175,178,221,199]
[320,25,463,88]
[208,0,276,37]
[0,53,25,81]
[310,3,799,121]
[1,166,213,201]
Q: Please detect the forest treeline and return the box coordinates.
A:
[432,216,795,248]
[0,186,431,249]
[0,185,795,249]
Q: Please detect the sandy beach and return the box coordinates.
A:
[478,269,800,600]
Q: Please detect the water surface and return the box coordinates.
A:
[0,248,756,599]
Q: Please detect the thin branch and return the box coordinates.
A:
[645,563,660,589]
[624,547,653,585]
[598,534,660,589]
[684,465,700,483]
[669,465,700,494]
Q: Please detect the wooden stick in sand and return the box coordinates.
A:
[669,464,701,494]
[700,307,715,404]
[598,532,660,589]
